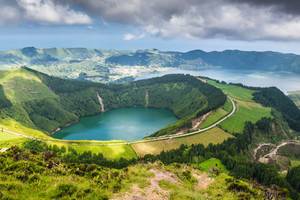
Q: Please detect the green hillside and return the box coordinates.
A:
[0,68,225,136]
[207,80,272,134]
[0,68,300,199]
[254,87,300,131]
[0,146,269,200]
[289,91,300,108]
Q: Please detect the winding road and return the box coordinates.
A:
[0,96,236,146]
[131,96,236,144]
[254,140,300,162]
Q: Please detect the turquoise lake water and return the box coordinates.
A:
[53,107,177,141]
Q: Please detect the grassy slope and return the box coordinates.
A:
[0,69,58,103]
[0,131,22,140]
[0,70,271,159]
[207,80,254,101]
[0,69,136,159]
[200,97,232,128]
[208,80,272,134]
[196,158,228,173]
[0,147,266,200]
[1,69,228,159]
[291,159,300,167]
[288,91,300,108]
[132,127,233,156]
[47,140,136,160]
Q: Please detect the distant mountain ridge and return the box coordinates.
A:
[1,47,300,73]
[0,47,103,66]
[106,49,300,73]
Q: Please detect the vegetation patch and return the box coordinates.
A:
[132,128,233,156]
[254,87,300,131]
[207,79,272,134]
[288,91,300,108]
[0,68,225,136]
[220,100,272,133]
[197,158,227,173]
[200,97,232,128]
[207,79,254,101]
[0,131,21,141]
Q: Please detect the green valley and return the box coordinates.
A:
[3,1,300,198]
[1,67,300,199]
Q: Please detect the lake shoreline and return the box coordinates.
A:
[52,107,178,141]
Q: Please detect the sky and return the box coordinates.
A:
[1,0,300,53]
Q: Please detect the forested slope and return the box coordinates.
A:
[254,87,300,132]
[0,68,225,136]
[289,91,300,108]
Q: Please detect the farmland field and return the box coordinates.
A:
[219,100,272,133]
[207,80,272,134]
[132,127,233,156]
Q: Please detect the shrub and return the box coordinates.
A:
[53,184,78,198]
[23,140,47,153]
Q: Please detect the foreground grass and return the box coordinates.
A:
[291,159,300,167]
[157,161,265,200]
[0,138,27,149]
[196,158,228,173]
[0,131,21,140]
[0,148,266,200]
[132,128,233,157]
[0,151,148,199]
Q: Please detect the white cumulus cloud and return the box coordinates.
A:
[67,0,300,41]
[17,0,92,25]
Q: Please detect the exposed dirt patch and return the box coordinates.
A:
[191,112,211,130]
[112,168,179,200]
[192,172,214,190]
[255,141,300,170]
[175,112,212,135]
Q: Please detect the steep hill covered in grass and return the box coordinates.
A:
[0,68,225,137]
[289,91,300,108]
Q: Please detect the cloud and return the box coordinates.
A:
[123,33,145,41]
[0,6,20,24]
[228,0,300,16]
[64,0,300,41]
[17,0,92,25]
[1,0,300,41]
[0,0,92,25]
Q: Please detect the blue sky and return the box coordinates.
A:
[1,0,300,53]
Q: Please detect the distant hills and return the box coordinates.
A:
[107,49,300,73]
[1,47,300,71]
[0,47,103,67]
[1,47,300,83]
